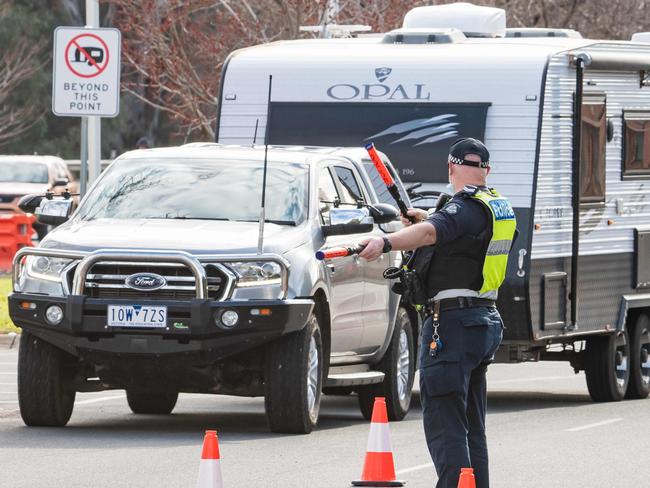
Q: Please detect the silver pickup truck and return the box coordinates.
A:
[8,144,419,433]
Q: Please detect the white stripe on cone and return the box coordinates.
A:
[196,459,223,488]
[366,422,393,453]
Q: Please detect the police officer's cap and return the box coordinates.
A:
[448,138,490,168]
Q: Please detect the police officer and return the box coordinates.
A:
[359,138,516,488]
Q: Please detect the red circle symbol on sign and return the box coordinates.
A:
[64,33,110,79]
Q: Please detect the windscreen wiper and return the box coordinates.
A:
[238,219,297,226]
[148,216,231,221]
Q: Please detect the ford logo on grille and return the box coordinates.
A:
[125,273,167,291]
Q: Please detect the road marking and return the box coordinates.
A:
[564,418,623,432]
[0,362,16,365]
[0,383,16,385]
[76,394,125,405]
[0,391,16,394]
[0,372,14,375]
[396,462,434,475]
[489,375,578,385]
[0,401,17,404]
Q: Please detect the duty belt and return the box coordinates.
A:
[425,297,496,315]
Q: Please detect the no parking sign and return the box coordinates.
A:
[53,27,121,117]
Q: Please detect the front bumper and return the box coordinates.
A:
[9,293,314,360]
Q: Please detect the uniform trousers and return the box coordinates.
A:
[419,306,503,488]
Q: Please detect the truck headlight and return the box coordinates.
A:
[227,261,283,287]
[25,256,73,283]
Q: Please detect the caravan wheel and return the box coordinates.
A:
[625,314,650,399]
[585,329,630,402]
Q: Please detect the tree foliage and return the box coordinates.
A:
[3,0,650,155]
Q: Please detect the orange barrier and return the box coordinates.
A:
[457,467,476,488]
[0,213,35,273]
[196,430,224,488]
[352,397,405,487]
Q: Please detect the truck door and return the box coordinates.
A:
[331,164,389,353]
[318,165,364,354]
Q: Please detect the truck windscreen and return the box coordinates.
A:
[77,158,309,224]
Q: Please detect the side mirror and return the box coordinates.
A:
[35,198,73,226]
[322,207,373,237]
[368,203,399,224]
[53,178,69,187]
[18,194,45,214]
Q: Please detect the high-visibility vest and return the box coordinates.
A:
[426,187,516,298]
[470,188,517,294]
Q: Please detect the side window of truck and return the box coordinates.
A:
[333,166,365,206]
[318,167,339,225]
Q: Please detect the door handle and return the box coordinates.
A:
[326,263,335,274]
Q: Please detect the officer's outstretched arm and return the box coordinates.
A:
[359,222,436,260]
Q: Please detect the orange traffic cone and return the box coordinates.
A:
[457,467,476,488]
[352,397,405,487]
[196,430,223,488]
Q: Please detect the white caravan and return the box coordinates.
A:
[216,3,650,402]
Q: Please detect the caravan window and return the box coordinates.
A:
[580,94,606,205]
[623,111,650,177]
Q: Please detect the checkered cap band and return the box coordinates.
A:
[448,155,489,168]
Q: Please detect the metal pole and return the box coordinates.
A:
[570,57,584,331]
[80,117,88,197]
[86,0,101,185]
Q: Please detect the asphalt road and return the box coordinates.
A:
[0,344,648,488]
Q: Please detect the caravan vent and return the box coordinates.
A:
[403,3,505,38]
[632,32,650,43]
[506,28,582,39]
[382,28,466,45]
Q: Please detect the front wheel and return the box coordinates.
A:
[358,307,415,421]
[18,332,76,426]
[585,329,630,402]
[264,313,323,434]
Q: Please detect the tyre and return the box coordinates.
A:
[18,331,76,427]
[625,314,650,399]
[358,307,415,421]
[126,391,178,414]
[585,328,630,402]
[264,312,323,434]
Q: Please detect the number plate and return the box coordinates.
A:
[107,305,167,328]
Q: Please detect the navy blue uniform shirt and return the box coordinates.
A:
[425,192,489,245]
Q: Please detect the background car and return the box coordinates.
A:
[0,155,77,239]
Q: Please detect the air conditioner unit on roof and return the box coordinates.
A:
[632,32,650,43]
[403,2,506,38]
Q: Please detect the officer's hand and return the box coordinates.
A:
[359,237,383,261]
[401,208,428,227]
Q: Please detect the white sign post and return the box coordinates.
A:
[52,26,121,117]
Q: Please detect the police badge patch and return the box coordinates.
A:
[443,203,459,215]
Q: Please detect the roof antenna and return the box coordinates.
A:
[257,75,273,255]
[252,119,259,146]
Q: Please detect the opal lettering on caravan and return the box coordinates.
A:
[63,82,110,92]
[326,83,431,101]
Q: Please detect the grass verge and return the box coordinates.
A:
[0,276,18,333]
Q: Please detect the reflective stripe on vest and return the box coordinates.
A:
[470,189,517,294]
